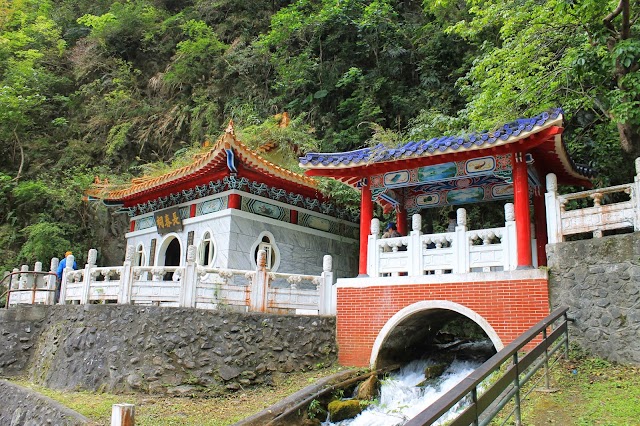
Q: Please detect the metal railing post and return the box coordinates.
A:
[542,328,551,389]
[564,312,570,359]
[471,387,479,426]
[513,352,522,426]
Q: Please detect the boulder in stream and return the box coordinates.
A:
[417,363,448,387]
[328,400,363,422]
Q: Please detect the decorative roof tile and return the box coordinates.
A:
[299,108,593,186]
[299,108,561,167]
[89,124,317,202]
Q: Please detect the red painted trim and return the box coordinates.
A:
[533,188,548,266]
[290,209,298,224]
[229,193,241,209]
[129,220,135,233]
[359,182,373,275]
[190,203,196,218]
[397,207,407,236]
[513,152,532,267]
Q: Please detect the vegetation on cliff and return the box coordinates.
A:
[0,0,638,268]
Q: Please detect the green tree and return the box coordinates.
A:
[435,0,639,180]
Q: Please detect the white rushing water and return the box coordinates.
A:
[323,358,482,426]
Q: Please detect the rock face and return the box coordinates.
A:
[0,380,90,425]
[328,400,362,422]
[0,305,337,394]
[547,232,640,364]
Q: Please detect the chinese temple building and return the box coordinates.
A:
[299,108,594,275]
[88,123,359,279]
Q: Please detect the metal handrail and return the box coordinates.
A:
[0,270,57,308]
[405,306,570,426]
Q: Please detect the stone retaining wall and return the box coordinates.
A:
[547,232,640,364]
[0,306,47,376]
[0,380,90,425]
[0,305,337,394]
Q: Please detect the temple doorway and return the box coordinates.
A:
[162,237,181,280]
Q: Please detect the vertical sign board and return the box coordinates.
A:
[154,207,183,235]
[149,239,156,266]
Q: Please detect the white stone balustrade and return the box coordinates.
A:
[367,205,519,277]
[545,158,640,243]
[5,261,57,306]
[10,247,335,315]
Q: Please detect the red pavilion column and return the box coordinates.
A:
[228,193,241,209]
[533,186,548,266]
[359,179,373,275]
[396,206,407,236]
[512,152,532,268]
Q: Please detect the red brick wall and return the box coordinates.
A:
[336,278,549,367]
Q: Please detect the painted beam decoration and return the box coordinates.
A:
[368,154,534,213]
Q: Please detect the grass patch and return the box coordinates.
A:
[518,356,640,426]
[11,366,346,426]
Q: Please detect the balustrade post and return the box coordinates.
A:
[119,245,134,304]
[319,255,334,315]
[504,204,517,270]
[19,265,28,290]
[7,268,19,307]
[80,252,95,304]
[180,245,198,308]
[368,218,380,277]
[61,254,76,303]
[453,208,467,273]
[32,262,42,304]
[545,173,562,243]
[48,258,59,305]
[10,268,19,290]
[409,214,422,276]
[249,249,268,312]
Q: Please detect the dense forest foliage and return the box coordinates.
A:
[0,0,638,269]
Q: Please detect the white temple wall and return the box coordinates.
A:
[124,208,359,278]
[228,210,358,278]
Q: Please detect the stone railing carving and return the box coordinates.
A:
[545,158,640,243]
[367,205,518,277]
[13,247,335,315]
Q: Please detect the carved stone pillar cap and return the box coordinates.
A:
[412,214,421,232]
[88,249,98,266]
[257,249,267,267]
[323,255,332,272]
[456,208,467,226]
[504,203,515,221]
[371,218,380,236]
[187,245,197,263]
[125,245,135,262]
[546,173,558,192]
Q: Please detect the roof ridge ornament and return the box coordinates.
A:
[225,120,235,135]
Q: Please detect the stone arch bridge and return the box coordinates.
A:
[335,270,549,368]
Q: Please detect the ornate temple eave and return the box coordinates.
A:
[299,109,593,189]
[89,126,319,204]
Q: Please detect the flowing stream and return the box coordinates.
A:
[323,342,491,426]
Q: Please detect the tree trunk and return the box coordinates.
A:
[617,121,640,157]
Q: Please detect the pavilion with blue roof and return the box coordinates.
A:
[299,108,594,275]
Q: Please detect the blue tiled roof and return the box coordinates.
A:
[299,108,564,167]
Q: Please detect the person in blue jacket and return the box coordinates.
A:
[55,251,77,303]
